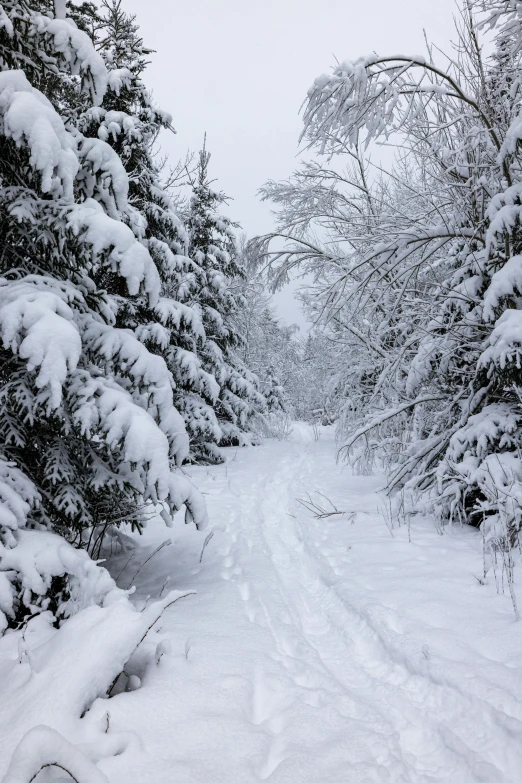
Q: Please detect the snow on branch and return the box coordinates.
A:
[479,309,522,372]
[0,460,39,542]
[0,278,81,410]
[340,395,446,454]
[0,70,79,202]
[167,473,209,531]
[0,6,14,36]
[80,315,189,457]
[68,371,173,499]
[32,14,108,105]
[483,0,522,55]
[77,137,130,216]
[66,200,161,302]
[0,529,122,630]
[2,725,109,783]
[0,74,159,299]
[302,53,497,154]
[153,298,205,340]
[483,255,522,321]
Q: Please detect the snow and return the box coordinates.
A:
[99,429,522,781]
[66,199,161,302]
[499,111,522,162]
[4,725,109,783]
[0,586,194,781]
[483,255,522,320]
[480,308,522,371]
[54,0,67,20]
[80,316,186,451]
[0,6,14,36]
[78,137,130,215]
[106,69,134,97]
[0,70,79,202]
[0,529,122,624]
[154,297,205,339]
[3,428,519,780]
[33,14,108,105]
[0,459,39,535]
[446,403,520,461]
[175,348,220,401]
[0,279,81,409]
[69,371,174,498]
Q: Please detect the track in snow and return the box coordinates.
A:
[101,426,522,783]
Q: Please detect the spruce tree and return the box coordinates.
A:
[187,143,264,454]
[264,366,287,414]
[76,0,222,465]
[0,1,205,630]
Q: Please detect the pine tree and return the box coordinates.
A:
[76,0,222,465]
[0,0,206,630]
[264,366,287,413]
[187,143,264,454]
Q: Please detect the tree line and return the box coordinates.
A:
[254,0,522,555]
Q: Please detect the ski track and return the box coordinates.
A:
[99,428,522,783]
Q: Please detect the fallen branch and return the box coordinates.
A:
[296,491,346,519]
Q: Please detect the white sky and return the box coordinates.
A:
[123,0,457,328]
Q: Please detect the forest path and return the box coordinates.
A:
[100,426,522,783]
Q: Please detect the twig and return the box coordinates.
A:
[159,576,171,597]
[125,540,172,589]
[107,591,195,697]
[30,765,81,783]
[114,552,135,582]
[296,491,346,519]
[199,531,215,562]
[135,592,195,648]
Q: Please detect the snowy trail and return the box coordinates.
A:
[98,427,522,783]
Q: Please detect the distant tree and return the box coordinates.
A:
[264,366,287,414]
[186,144,264,454]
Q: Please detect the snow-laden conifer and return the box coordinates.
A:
[187,144,264,455]
[0,0,206,629]
[77,0,223,465]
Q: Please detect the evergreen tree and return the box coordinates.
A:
[0,0,205,630]
[187,143,264,454]
[76,0,222,465]
[264,366,287,412]
[234,239,310,420]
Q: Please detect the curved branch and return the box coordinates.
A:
[341,395,447,453]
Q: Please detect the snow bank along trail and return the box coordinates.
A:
[103,425,522,782]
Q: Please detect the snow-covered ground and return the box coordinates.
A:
[3,425,522,782]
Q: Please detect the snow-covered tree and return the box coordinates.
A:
[233,241,303,408]
[186,144,264,453]
[256,0,522,545]
[264,366,286,413]
[0,0,206,630]
[75,0,222,466]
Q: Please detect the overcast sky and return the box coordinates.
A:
[122,0,457,328]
